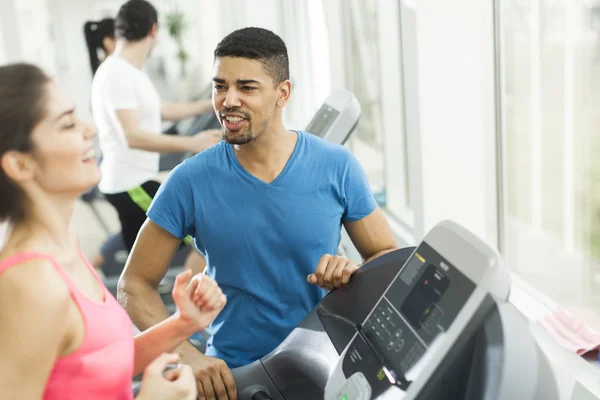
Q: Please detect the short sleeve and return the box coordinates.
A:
[147,162,195,240]
[342,151,378,222]
[102,68,138,110]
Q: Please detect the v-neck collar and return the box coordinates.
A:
[226,130,303,187]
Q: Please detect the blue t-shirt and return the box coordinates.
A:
[147,131,377,368]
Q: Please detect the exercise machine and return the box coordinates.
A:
[229,221,559,400]
[306,89,361,146]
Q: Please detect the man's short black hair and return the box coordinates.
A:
[214,27,289,85]
[115,0,158,42]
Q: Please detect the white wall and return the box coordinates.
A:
[0,20,5,65]
[398,2,600,399]
[0,0,22,63]
[0,0,6,65]
[404,0,499,247]
[1,0,328,131]
[48,0,98,124]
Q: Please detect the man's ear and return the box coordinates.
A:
[276,80,292,108]
[0,151,35,183]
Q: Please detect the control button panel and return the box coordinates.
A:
[364,298,426,374]
[366,301,406,353]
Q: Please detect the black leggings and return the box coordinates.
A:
[103,180,161,252]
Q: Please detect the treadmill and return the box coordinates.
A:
[305,89,361,146]
[230,221,559,400]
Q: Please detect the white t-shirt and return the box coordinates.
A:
[91,55,162,194]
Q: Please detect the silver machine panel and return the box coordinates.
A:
[231,221,559,400]
[305,89,361,145]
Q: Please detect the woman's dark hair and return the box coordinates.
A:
[115,0,158,42]
[84,18,115,76]
[0,63,50,223]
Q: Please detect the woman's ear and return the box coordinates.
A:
[0,151,35,183]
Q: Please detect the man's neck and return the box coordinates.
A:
[234,124,296,167]
[113,39,150,70]
[232,123,298,184]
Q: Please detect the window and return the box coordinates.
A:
[0,21,5,65]
[340,0,385,196]
[327,0,412,224]
[499,0,600,312]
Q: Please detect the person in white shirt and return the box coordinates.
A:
[91,0,220,269]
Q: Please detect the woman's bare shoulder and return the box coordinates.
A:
[0,254,72,317]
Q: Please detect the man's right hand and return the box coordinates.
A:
[183,351,237,400]
[189,129,222,153]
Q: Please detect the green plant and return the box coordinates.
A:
[165,10,188,77]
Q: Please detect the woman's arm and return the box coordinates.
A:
[132,270,226,376]
[133,314,195,376]
[0,260,72,399]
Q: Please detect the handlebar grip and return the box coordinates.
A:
[251,391,273,400]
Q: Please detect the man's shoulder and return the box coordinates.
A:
[178,141,229,177]
[188,141,227,163]
[94,56,138,83]
[299,131,355,165]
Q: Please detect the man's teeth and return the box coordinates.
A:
[225,116,244,123]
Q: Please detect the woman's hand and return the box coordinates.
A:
[171,269,227,333]
[136,353,196,400]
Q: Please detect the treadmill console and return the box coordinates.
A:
[231,220,557,400]
[325,221,510,400]
[305,89,361,145]
[334,242,477,399]
[363,242,475,373]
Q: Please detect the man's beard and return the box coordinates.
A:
[222,120,255,145]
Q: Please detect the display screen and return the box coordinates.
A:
[305,104,339,137]
[400,263,450,332]
[386,242,476,347]
[343,241,477,384]
[337,241,483,399]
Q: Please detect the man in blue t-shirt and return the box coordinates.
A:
[119,27,397,400]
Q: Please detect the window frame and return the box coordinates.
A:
[323,0,420,242]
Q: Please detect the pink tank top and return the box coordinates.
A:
[0,252,135,400]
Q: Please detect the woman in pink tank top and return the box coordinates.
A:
[0,63,227,400]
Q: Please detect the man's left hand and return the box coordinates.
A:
[307,254,359,290]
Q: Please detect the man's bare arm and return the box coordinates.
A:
[117,219,203,362]
[343,207,398,264]
[118,219,238,399]
[118,219,183,329]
